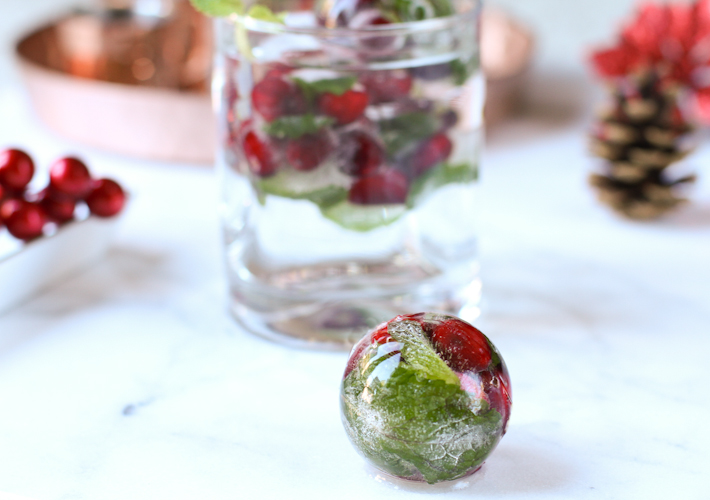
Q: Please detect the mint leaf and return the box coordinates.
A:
[255,166,349,208]
[245,5,286,23]
[429,0,454,17]
[293,77,357,106]
[189,0,242,17]
[407,161,478,208]
[387,319,459,386]
[378,112,438,157]
[379,0,452,21]
[450,57,478,86]
[321,200,406,232]
[450,59,468,86]
[264,114,335,139]
[342,360,504,484]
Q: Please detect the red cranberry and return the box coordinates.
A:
[264,62,294,79]
[361,71,413,104]
[49,157,93,199]
[37,188,76,223]
[429,319,492,373]
[251,76,307,122]
[243,131,277,177]
[340,131,384,176]
[348,168,408,205]
[86,179,125,217]
[286,133,332,171]
[319,89,369,125]
[411,133,452,177]
[479,368,512,432]
[0,149,35,191]
[0,198,22,222]
[370,323,392,344]
[2,199,47,240]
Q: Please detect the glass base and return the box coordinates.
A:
[228,271,481,350]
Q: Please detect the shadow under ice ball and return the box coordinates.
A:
[340,313,512,484]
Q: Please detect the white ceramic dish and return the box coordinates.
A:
[0,214,122,315]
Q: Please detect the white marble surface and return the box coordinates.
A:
[2,3,710,499]
[1,79,710,498]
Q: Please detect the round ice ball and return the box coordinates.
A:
[340,313,512,484]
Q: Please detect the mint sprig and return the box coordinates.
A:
[294,77,356,97]
[387,319,459,386]
[378,112,439,157]
[190,0,286,21]
[264,114,335,139]
[293,77,357,107]
[378,0,453,22]
[189,0,242,17]
[450,57,479,86]
[342,360,503,484]
[246,5,287,23]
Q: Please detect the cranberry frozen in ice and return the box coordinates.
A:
[341,313,511,484]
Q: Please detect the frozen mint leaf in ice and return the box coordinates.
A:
[294,77,357,97]
[256,166,349,207]
[341,360,503,484]
[379,112,438,157]
[387,319,460,386]
[321,201,406,232]
[264,115,335,139]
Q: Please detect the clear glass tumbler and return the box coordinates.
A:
[214,0,483,348]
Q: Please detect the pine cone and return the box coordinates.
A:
[589,72,695,220]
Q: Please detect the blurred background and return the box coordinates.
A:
[0,0,644,133]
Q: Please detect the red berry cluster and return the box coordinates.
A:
[0,149,126,241]
[236,62,454,206]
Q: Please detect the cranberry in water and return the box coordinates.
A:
[411,133,453,176]
[361,70,413,104]
[251,76,307,122]
[348,168,408,205]
[243,131,277,177]
[286,133,332,172]
[319,90,369,125]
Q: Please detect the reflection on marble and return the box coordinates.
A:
[1,80,710,499]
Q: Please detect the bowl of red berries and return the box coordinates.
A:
[0,148,127,314]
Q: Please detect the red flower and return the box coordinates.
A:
[591,2,710,80]
[590,1,710,121]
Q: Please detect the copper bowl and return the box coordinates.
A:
[15,3,215,164]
